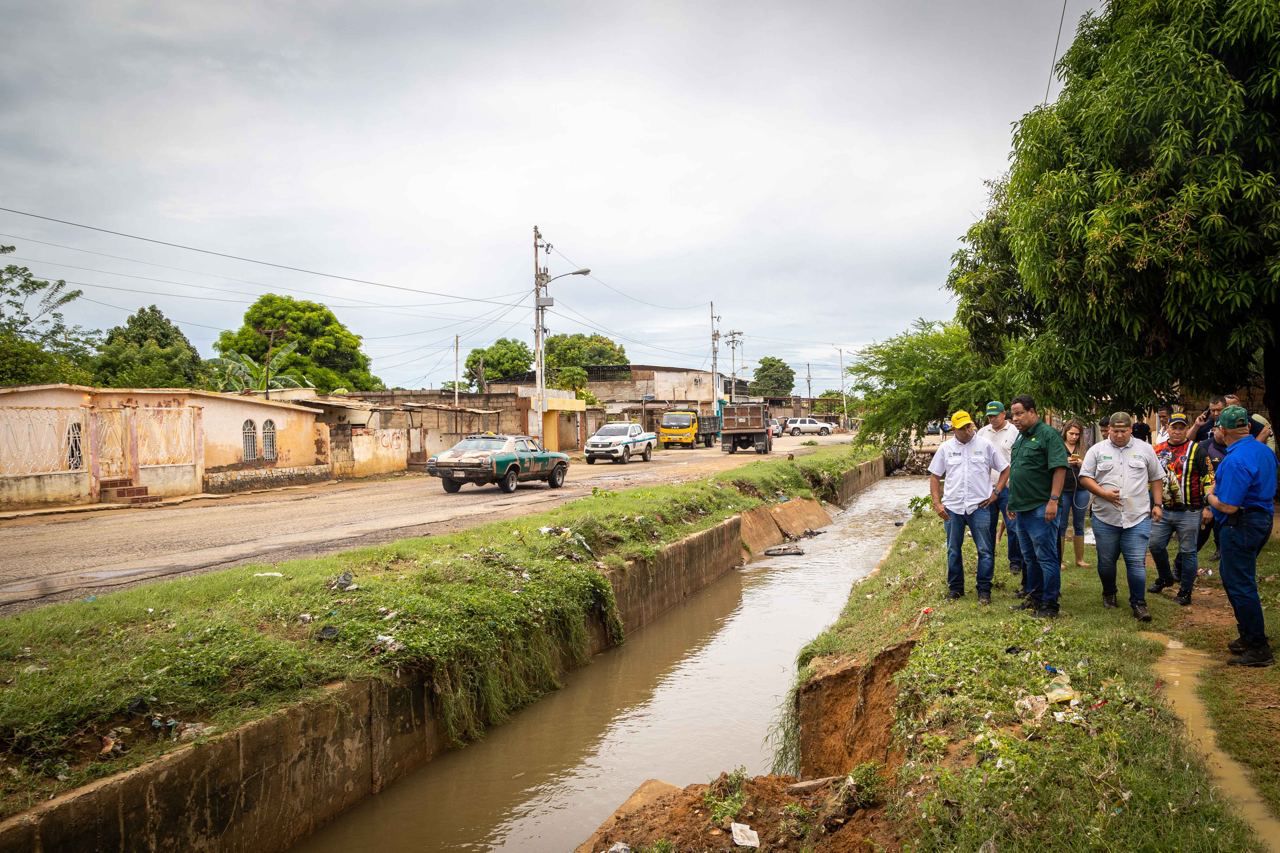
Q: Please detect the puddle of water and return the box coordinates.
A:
[1143,632,1280,852]
[292,477,925,852]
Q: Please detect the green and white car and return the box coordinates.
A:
[585,422,658,464]
[426,434,570,494]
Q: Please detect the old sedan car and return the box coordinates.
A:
[426,434,569,494]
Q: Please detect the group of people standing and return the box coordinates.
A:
[927,395,1277,668]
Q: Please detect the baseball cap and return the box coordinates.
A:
[985,401,1005,417]
[1168,412,1189,426]
[1250,413,1270,437]
[1218,405,1249,429]
[951,410,974,430]
[1109,411,1134,427]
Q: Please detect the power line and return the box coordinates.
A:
[1044,0,1069,106]
[549,245,706,311]
[0,207,527,307]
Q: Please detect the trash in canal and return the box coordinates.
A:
[764,544,805,557]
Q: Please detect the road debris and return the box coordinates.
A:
[764,544,805,557]
[316,625,340,641]
[328,571,358,591]
[730,822,760,847]
[253,572,284,578]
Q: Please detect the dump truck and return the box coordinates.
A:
[720,402,772,454]
[658,408,721,449]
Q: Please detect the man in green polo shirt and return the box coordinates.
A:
[1008,394,1069,617]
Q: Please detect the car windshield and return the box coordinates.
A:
[596,424,630,437]
[452,438,506,452]
[662,414,692,428]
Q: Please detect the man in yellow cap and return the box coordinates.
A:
[928,409,1010,605]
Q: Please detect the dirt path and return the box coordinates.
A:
[1143,631,1280,851]
[0,434,851,613]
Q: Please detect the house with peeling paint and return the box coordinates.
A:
[0,384,330,508]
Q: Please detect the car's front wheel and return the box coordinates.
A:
[642,444,653,462]
[441,478,462,494]
[819,428,830,436]
[498,467,519,493]
[586,456,597,465]
[620,447,631,464]
[548,464,566,489]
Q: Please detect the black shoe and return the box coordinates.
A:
[1012,588,1029,599]
[1148,581,1172,594]
[1102,594,1118,609]
[1132,604,1152,622]
[946,590,963,601]
[1229,635,1271,654]
[1032,605,1059,619]
[1175,592,1192,606]
[978,592,991,606]
[1228,646,1275,667]
[1011,597,1039,612]
[1009,564,1022,575]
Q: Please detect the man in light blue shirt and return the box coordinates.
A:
[929,409,1010,605]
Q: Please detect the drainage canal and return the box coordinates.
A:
[293,477,925,852]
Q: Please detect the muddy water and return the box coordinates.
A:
[294,477,924,852]
[1143,633,1280,852]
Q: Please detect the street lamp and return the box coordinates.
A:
[534,266,591,445]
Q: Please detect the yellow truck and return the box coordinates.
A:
[659,409,721,449]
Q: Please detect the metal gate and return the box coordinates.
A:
[94,408,131,480]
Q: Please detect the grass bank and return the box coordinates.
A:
[783,512,1266,850]
[0,443,879,818]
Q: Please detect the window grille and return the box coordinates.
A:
[66,422,83,471]
[242,420,258,462]
[262,420,277,461]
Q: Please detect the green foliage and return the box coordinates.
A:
[907,495,932,518]
[813,389,857,416]
[208,342,313,392]
[544,333,627,371]
[702,766,748,824]
[849,320,1001,446]
[951,0,1280,413]
[465,337,533,389]
[93,306,205,388]
[0,246,98,385]
[549,364,601,405]
[841,762,885,809]
[748,355,795,396]
[215,294,381,393]
[440,380,468,393]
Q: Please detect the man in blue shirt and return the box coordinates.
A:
[1206,405,1277,667]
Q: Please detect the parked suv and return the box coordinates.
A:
[768,418,783,437]
[784,417,831,436]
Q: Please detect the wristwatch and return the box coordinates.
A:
[1049,494,1061,500]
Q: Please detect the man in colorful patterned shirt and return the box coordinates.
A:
[1149,412,1213,606]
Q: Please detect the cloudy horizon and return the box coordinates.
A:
[0,0,1099,393]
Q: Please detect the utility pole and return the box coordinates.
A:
[836,346,848,429]
[806,363,812,400]
[725,330,743,403]
[709,302,721,406]
[533,226,549,442]
[257,326,288,400]
[453,335,460,409]
[478,355,486,394]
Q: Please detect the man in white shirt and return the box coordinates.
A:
[1079,412,1165,622]
[929,409,1011,605]
[976,401,1024,580]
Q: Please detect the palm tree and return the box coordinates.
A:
[209,342,312,392]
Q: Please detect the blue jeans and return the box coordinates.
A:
[944,505,994,595]
[1092,516,1151,607]
[1013,503,1060,606]
[988,487,1023,572]
[1057,490,1088,538]
[1150,510,1201,594]
[1218,512,1273,648]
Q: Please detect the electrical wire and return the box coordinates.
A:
[0,207,529,307]
[1044,0,1069,106]
[548,245,706,311]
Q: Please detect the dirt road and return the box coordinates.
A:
[0,434,851,612]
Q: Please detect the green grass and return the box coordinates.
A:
[0,443,881,817]
[1169,536,1280,821]
[782,512,1264,851]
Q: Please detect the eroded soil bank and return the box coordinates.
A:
[293,477,922,852]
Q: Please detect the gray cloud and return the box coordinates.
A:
[0,0,1098,391]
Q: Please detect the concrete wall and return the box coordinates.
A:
[349,429,408,477]
[2,458,888,852]
[198,397,320,471]
[136,464,200,498]
[203,464,332,494]
[0,472,90,507]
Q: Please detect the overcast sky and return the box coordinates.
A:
[0,0,1099,393]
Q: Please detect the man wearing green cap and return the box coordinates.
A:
[977,400,1024,581]
[1206,405,1277,667]
[1079,411,1165,622]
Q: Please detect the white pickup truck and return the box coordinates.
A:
[585,422,658,464]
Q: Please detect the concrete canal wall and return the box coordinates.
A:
[0,458,886,852]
